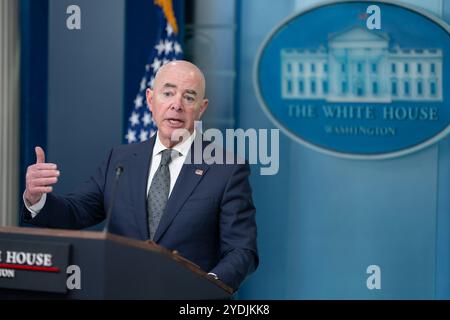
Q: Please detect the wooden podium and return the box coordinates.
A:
[0,226,233,299]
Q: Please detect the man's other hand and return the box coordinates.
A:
[24,146,60,206]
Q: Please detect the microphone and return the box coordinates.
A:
[103,165,124,234]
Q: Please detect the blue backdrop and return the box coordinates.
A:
[236,0,450,299]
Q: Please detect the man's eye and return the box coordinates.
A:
[184,96,195,102]
[163,91,173,97]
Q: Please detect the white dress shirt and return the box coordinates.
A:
[147,129,196,197]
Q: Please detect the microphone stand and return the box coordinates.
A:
[103,166,124,234]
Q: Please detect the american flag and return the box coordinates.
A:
[125,2,183,144]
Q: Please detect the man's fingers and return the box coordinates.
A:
[27,169,60,179]
[30,186,53,194]
[34,163,58,170]
[31,177,59,187]
[35,146,46,164]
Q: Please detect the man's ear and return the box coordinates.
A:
[197,99,209,119]
[146,88,153,113]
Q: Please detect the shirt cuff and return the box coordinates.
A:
[207,272,219,280]
[23,192,47,218]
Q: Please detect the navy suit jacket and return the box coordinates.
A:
[22,135,258,290]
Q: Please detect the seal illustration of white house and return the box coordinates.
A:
[281,27,442,103]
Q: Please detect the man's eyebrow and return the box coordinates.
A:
[185,89,198,96]
[162,83,197,95]
[163,83,177,89]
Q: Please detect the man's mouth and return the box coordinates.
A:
[166,118,185,127]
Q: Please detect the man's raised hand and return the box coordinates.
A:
[24,147,60,206]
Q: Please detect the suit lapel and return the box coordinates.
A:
[128,136,156,240]
[153,163,208,242]
[153,136,209,242]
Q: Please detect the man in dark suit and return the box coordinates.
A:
[22,60,258,290]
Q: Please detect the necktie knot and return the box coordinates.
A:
[160,149,173,166]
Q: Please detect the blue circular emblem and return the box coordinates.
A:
[255,0,450,159]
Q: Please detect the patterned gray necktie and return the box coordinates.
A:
[148,149,173,240]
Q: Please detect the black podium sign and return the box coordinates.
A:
[0,239,70,293]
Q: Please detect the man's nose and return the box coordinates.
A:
[170,95,183,111]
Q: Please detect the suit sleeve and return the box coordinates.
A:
[209,163,259,290]
[21,149,113,229]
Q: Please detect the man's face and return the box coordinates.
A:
[146,62,208,147]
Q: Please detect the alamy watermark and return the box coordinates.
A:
[170,121,279,176]
[366,264,381,290]
[66,5,81,30]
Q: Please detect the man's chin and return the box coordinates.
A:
[160,127,192,145]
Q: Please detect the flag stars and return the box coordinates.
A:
[166,23,174,37]
[129,112,140,127]
[151,57,162,72]
[148,77,155,89]
[155,40,165,56]
[139,130,149,142]
[140,77,147,91]
[125,130,137,144]
[174,42,182,55]
[142,112,152,127]
[134,95,144,109]
[163,40,173,55]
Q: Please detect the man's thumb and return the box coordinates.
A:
[35,146,45,164]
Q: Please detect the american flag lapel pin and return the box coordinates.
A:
[195,169,204,176]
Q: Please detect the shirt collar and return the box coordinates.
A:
[153,129,196,158]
